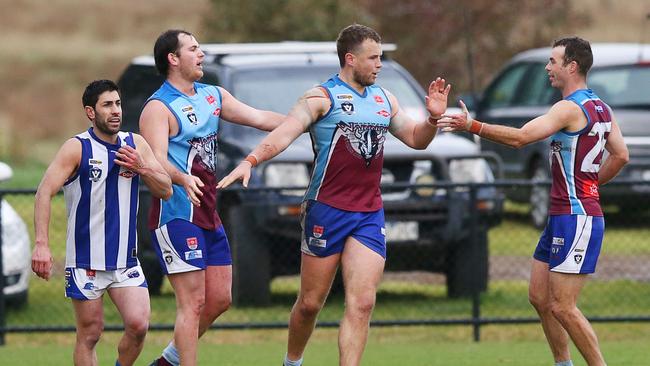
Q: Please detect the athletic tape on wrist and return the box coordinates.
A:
[244,155,258,167]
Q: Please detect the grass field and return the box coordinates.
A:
[1,324,649,365]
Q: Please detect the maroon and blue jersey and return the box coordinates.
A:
[304,75,392,212]
[549,89,612,216]
[146,81,223,230]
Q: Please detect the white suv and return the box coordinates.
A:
[0,161,31,307]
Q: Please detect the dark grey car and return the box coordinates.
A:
[469,43,650,227]
[118,42,504,303]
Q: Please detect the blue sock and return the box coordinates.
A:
[162,342,180,366]
[284,353,303,366]
[555,361,573,366]
[115,361,122,366]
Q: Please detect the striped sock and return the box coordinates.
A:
[284,353,303,366]
[555,361,573,366]
[162,342,180,366]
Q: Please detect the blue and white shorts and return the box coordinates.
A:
[65,265,147,300]
[301,200,386,258]
[533,214,604,274]
[151,219,232,274]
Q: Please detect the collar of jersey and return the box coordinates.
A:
[334,74,368,98]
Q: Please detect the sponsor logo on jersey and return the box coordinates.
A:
[552,237,564,246]
[89,159,102,165]
[119,168,137,178]
[582,180,599,197]
[595,105,604,112]
[181,105,194,113]
[374,95,384,104]
[312,225,324,238]
[83,282,96,290]
[376,109,390,117]
[186,237,198,250]
[206,95,216,104]
[185,250,203,260]
[309,237,327,248]
[89,166,102,182]
[341,101,355,115]
[213,107,221,116]
[336,94,354,100]
[574,254,583,264]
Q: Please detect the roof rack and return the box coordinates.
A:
[200,41,397,55]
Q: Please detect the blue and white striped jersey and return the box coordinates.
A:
[63,128,140,270]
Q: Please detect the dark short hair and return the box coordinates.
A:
[82,79,119,109]
[154,29,193,76]
[552,37,593,76]
[336,24,382,67]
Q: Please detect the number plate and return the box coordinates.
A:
[385,221,419,242]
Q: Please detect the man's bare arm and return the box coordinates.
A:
[599,118,629,184]
[32,138,81,280]
[217,87,329,188]
[219,87,286,131]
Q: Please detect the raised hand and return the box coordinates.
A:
[114,145,147,173]
[425,77,452,118]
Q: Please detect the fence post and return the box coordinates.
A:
[0,193,6,345]
[468,184,481,342]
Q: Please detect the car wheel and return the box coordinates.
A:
[530,162,550,229]
[5,290,28,308]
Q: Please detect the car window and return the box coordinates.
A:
[481,63,530,109]
[515,62,560,106]
[589,65,650,108]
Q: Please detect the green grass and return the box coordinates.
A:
[1,324,649,365]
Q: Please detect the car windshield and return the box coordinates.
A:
[589,65,650,109]
[222,65,426,137]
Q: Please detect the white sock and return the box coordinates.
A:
[284,353,303,366]
[162,342,180,366]
[555,361,573,366]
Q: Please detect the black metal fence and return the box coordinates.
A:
[1,180,649,344]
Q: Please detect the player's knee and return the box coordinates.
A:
[124,316,149,341]
[346,293,376,316]
[550,302,575,322]
[296,296,324,318]
[208,294,232,317]
[528,291,549,311]
[78,322,103,347]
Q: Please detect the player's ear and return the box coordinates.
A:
[84,106,95,122]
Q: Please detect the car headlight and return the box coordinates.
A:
[448,158,494,183]
[264,163,310,196]
[409,161,445,197]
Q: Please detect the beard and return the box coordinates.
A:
[353,69,376,87]
[94,116,121,136]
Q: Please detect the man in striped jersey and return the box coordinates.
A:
[31,79,172,366]
[438,37,629,366]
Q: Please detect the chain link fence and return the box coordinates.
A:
[1,181,649,342]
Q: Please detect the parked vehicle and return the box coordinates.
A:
[118,42,504,303]
[466,43,650,227]
[0,161,31,307]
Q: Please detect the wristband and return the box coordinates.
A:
[426,115,440,127]
[244,155,258,167]
[469,120,483,135]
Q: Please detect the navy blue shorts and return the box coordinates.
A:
[151,219,232,274]
[533,215,604,274]
[301,200,386,258]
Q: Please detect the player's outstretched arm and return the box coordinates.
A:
[115,134,172,200]
[32,138,81,281]
[219,87,285,131]
[438,100,576,148]
[140,100,204,206]
[599,118,629,184]
[388,77,451,149]
[217,87,329,189]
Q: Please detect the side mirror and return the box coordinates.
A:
[0,161,13,182]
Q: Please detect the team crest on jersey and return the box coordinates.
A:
[188,131,218,173]
[89,166,102,182]
[574,254,583,264]
[336,121,387,167]
[341,101,355,115]
[187,112,198,125]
